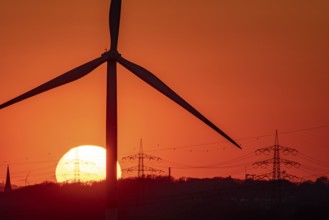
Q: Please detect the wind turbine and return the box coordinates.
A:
[19,171,30,186]
[0,0,240,218]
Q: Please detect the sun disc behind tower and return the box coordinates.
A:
[55,145,121,183]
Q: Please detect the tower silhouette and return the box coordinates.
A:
[0,0,240,218]
[4,165,12,192]
[138,140,145,178]
[74,148,81,182]
[272,130,281,180]
[246,130,301,206]
[62,148,97,182]
[122,139,163,178]
[247,130,300,181]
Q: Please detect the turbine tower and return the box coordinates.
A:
[0,0,240,219]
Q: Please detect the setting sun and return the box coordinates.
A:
[55,145,121,183]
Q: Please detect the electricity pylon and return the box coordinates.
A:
[247,130,300,182]
[63,148,96,182]
[121,139,163,178]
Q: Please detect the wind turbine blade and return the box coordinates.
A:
[109,0,121,51]
[118,56,240,149]
[0,56,107,109]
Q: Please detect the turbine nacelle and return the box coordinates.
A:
[0,1,240,218]
[102,50,121,61]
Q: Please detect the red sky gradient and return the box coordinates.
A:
[1,0,328,185]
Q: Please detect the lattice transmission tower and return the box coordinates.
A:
[246,130,300,182]
[63,148,96,182]
[121,139,164,178]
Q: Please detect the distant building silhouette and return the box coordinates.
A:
[4,165,12,192]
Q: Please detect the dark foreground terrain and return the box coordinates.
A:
[1,177,328,220]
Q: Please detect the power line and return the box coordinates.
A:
[121,124,329,154]
[280,124,329,135]
[3,124,328,184]
[297,152,329,167]
[247,130,300,182]
[121,139,164,178]
[159,152,254,170]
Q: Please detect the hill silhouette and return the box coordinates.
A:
[1,177,328,220]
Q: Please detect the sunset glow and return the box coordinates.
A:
[0,0,328,185]
[55,145,121,183]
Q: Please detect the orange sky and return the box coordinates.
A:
[1,0,329,186]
